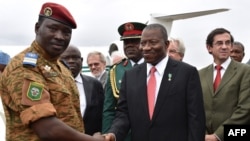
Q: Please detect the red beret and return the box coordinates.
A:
[39,2,77,29]
[118,22,146,40]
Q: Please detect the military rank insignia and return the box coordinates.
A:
[23,52,38,67]
[27,82,43,101]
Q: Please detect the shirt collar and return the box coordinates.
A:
[213,58,231,70]
[147,56,168,76]
[75,73,83,83]
[130,58,144,66]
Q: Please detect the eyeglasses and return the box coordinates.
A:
[88,63,100,67]
[213,40,232,47]
[168,49,180,54]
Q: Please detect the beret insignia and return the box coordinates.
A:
[44,7,53,16]
[124,23,134,31]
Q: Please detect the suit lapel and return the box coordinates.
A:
[80,74,92,106]
[205,65,214,95]
[152,59,177,121]
[215,60,236,94]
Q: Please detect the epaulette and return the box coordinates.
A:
[109,58,128,99]
[23,52,38,68]
[110,65,119,99]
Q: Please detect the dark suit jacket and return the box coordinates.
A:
[109,58,205,141]
[80,74,104,135]
[199,60,250,140]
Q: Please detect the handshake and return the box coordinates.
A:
[93,132,116,141]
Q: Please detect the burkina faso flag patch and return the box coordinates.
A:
[27,82,43,101]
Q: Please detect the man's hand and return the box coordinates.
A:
[205,134,219,141]
[103,133,115,141]
[93,132,106,141]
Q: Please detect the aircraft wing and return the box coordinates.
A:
[151,8,229,21]
[148,8,229,35]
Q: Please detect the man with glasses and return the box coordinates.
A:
[87,51,108,89]
[167,37,185,61]
[199,28,250,141]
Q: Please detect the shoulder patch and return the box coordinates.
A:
[23,52,38,67]
[27,82,43,101]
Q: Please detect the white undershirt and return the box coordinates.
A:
[146,56,168,104]
[75,73,87,117]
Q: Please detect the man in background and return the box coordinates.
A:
[0,51,10,73]
[167,37,185,61]
[61,45,104,135]
[0,51,10,141]
[199,28,250,141]
[102,22,146,141]
[230,41,245,62]
[87,51,108,89]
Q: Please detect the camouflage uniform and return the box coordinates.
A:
[102,58,132,141]
[0,41,83,141]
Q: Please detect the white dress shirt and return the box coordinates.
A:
[75,73,87,117]
[146,56,168,104]
[213,58,231,81]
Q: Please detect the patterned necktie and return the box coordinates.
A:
[147,66,156,120]
[134,63,138,67]
[213,65,222,92]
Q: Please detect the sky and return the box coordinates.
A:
[0,0,250,69]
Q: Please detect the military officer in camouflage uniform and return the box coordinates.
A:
[0,2,104,141]
[102,22,146,141]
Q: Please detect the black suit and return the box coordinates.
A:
[109,58,205,141]
[80,74,104,135]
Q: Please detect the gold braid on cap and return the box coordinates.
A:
[110,65,120,99]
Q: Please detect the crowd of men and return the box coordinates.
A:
[1,2,250,141]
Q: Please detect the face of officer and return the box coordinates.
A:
[60,46,83,78]
[123,38,143,63]
[35,17,72,58]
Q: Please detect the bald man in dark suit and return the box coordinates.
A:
[61,45,104,135]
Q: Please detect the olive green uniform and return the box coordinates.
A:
[102,58,132,141]
[0,41,83,141]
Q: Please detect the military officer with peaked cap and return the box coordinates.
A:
[0,2,105,141]
[102,22,146,141]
